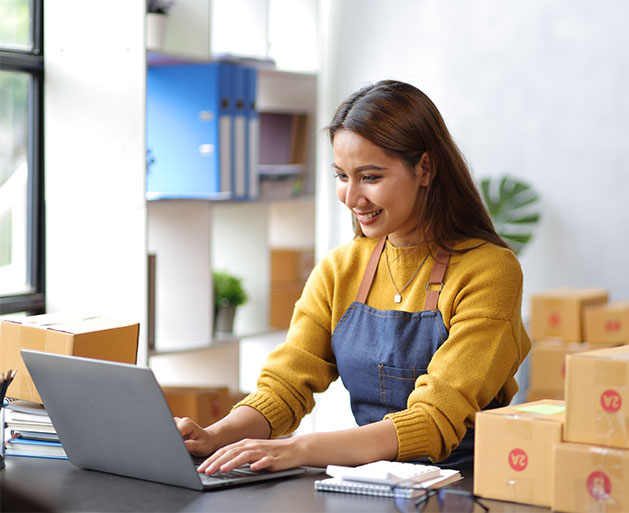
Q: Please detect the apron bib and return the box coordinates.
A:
[331,237,490,467]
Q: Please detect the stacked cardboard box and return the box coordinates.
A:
[527,340,599,401]
[474,399,566,507]
[161,386,248,427]
[269,248,314,329]
[553,345,629,512]
[529,288,608,342]
[583,301,629,345]
[474,289,629,510]
[553,442,629,513]
[527,288,613,401]
[476,346,629,511]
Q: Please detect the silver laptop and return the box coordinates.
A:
[21,350,308,490]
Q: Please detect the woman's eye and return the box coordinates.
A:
[334,172,348,181]
[362,175,380,183]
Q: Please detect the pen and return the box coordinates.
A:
[0,369,16,404]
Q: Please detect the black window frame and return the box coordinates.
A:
[0,0,45,315]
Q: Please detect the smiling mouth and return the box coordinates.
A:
[354,209,382,222]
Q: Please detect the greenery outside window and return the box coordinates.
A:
[0,0,44,315]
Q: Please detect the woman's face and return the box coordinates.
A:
[333,129,428,247]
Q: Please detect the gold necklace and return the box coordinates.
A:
[384,241,430,303]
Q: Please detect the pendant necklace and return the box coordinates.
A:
[384,240,430,303]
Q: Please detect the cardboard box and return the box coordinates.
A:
[565,344,629,449]
[270,248,314,283]
[529,288,608,342]
[474,399,566,507]
[269,283,303,329]
[553,442,629,513]
[528,340,613,400]
[526,389,564,402]
[161,386,248,427]
[269,249,313,329]
[584,301,629,344]
[0,313,139,403]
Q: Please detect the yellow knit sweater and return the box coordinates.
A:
[237,237,531,462]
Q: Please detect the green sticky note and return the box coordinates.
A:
[512,404,565,415]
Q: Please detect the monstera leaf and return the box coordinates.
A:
[480,175,541,255]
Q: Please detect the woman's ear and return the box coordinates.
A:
[416,152,435,186]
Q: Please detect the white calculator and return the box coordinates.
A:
[325,460,441,486]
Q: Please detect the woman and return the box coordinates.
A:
[176,80,531,473]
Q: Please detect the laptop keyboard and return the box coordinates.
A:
[197,465,266,484]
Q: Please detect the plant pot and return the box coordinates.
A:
[214,305,237,334]
[146,13,167,51]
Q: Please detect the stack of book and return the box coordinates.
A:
[2,399,67,460]
[0,370,17,468]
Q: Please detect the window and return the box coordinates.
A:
[0,0,44,314]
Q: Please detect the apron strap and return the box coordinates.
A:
[356,237,386,304]
[356,238,451,309]
[423,246,451,311]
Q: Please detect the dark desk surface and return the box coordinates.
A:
[0,457,548,513]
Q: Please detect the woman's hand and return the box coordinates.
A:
[196,418,399,475]
[197,437,301,475]
[174,405,273,461]
[174,416,216,457]
[175,407,398,475]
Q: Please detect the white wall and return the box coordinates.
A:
[305,0,629,430]
[147,201,212,352]
[211,202,270,336]
[44,2,148,363]
[317,0,629,314]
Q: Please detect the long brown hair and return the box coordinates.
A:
[325,80,508,252]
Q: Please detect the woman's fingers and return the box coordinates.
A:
[174,416,213,456]
[174,416,199,438]
[197,441,249,473]
[249,455,276,472]
[198,438,297,475]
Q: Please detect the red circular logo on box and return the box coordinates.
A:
[601,389,622,412]
[549,311,561,326]
[587,471,611,500]
[508,448,528,471]
[605,320,621,332]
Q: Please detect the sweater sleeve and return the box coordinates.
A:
[385,246,531,462]
[234,260,340,438]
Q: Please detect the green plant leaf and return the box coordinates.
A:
[480,175,541,255]
[213,270,248,309]
[500,233,533,244]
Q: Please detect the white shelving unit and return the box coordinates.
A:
[153,0,318,74]
[146,70,316,353]
[145,2,318,385]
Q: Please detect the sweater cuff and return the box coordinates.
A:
[384,409,435,462]
[233,391,294,439]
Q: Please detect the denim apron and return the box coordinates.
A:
[331,237,489,468]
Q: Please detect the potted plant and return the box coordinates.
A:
[213,270,248,334]
[146,0,175,50]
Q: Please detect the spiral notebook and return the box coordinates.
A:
[314,468,462,498]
